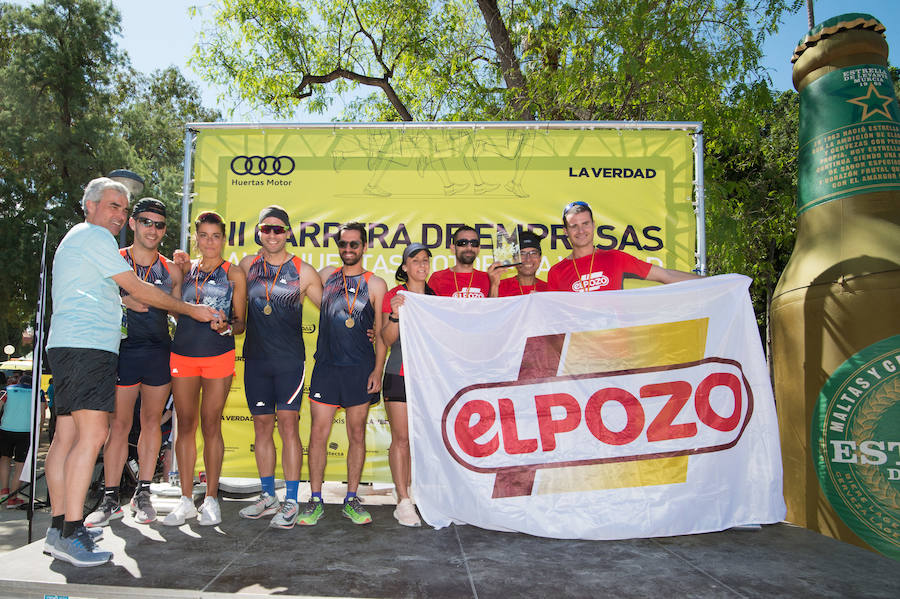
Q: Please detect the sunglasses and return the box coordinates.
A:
[454,238,480,248]
[337,240,361,249]
[135,216,166,230]
[259,224,287,235]
[520,250,541,259]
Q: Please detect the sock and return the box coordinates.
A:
[311,491,322,502]
[62,519,83,538]
[51,515,64,531]
[285,480,299,503]
[104,486,119,504]
[260,475,276,497]
[344,491,357,504]
[137,480,151,494]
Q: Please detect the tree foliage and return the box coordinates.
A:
[0,0,219,354]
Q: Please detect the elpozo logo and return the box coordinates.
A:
[811,334,900,561]
[230,155,295,176]
[441,320,753,499]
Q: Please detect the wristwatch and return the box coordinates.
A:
[388,314,399,323]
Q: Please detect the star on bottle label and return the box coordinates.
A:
[846,84,894,121]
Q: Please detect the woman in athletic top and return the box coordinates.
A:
[163,211,247,527]
[380,242,435,527]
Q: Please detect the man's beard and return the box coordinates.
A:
[456,251,476,266]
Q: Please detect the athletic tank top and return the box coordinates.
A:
[119,248,173,349]
[243,255,305,362]
[314,270,375,367]
[172,260,234,357]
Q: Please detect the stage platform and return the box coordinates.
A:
[1,493,898,599]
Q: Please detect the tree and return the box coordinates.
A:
[0,1,219,354]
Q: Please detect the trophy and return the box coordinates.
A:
[493,226,521,267]
[205,280,234,322]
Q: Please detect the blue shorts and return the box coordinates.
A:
[308,362,379,409]
[117,344,171,387]
[244,359,305,415]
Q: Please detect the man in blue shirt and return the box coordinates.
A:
[44,177,217,567]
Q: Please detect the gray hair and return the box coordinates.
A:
[81,177,129,212]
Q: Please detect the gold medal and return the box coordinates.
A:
[263,303,272,315]
[345,317,355,328]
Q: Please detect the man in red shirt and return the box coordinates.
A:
[489,230,548,297]
[428,225,494,298]
[547,201,699,292]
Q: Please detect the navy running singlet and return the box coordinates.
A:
[314,270,375,367]
[244,255,305,362]
[172,261,234,357]
[120,249,173,349]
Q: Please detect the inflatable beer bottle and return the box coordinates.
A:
[771,13,900,560]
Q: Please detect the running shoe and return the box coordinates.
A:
[85,495,123,527]
[238,493,279,520]
[43,527,103,556]
[53,525,112,567]
[5,495,25,508]
[393,498,421,527]
[197,496,221,526]
[162,495,198,526]
[130,489,157,524]
[269,500,299,529]
[296,498,325,526]
[342,497,372,525]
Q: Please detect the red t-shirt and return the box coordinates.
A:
[427,268,491,298]
[498,277,548,297]
[547,249,651,292]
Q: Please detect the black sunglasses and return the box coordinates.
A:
[337,240,361,249]
[454,238,480,247]
[259,224,287,235]
[135,216,166,230]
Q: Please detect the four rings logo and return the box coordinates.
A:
[230,155,295,176]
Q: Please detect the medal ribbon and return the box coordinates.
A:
[571,250,596,293]
[263,258,288,310]
[194,259,224,304]
[341,269,361,321]
[128,248,158,282]
[453,270,475,298]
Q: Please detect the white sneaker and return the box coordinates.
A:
[197,496,221,526]
[162,496,198,526]
[238,493,279,519]
[393,498,421,527]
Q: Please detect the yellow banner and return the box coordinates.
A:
[190,125,697,482]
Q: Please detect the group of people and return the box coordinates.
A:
[42,177,699,567]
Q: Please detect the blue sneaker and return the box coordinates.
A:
[53,526,112,567]
[43,526,102,556]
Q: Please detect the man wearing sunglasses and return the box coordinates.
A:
[85,198,185,530]
[299,222,387,526]
[489,230,549,296]
[428,225,494,298]
[548,201,699,292]
[237,206,323,529]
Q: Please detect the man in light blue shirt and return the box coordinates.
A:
[44,177,219,567]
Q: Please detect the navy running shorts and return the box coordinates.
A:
[381,372,406,402]
[243,359,305,415]
[308,362,380,409]
[117,344,171,387]
[48,348,118,414]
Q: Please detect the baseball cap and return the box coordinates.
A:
[519,231,542,253]
[402,242,432,262]
[132,198,166,218]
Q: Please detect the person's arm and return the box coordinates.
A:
[303,261,324,309]
[382,292,403,346]
[172,249,192,275]
[367,276,388,394]
[221,263,247,336]
[486,262,507,298]
[112,270,217,323]
[318,265,337,286]
[645,265,702,284]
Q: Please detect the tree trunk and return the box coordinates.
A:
[475,0,532,120]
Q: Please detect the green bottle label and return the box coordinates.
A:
[811,335,900,561]
[798,64,900,213]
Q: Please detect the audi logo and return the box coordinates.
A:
[230,155,295,176]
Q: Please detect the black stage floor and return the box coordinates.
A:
[1,500,898,599]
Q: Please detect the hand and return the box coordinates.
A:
[366,328,376,342]
[486,261,508,285]
[122,295,149,312]
[366,370,382,394]
[173,249,190,266]
[389,294,405,312]
[209,309,230,332]
[189,303,217,323]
